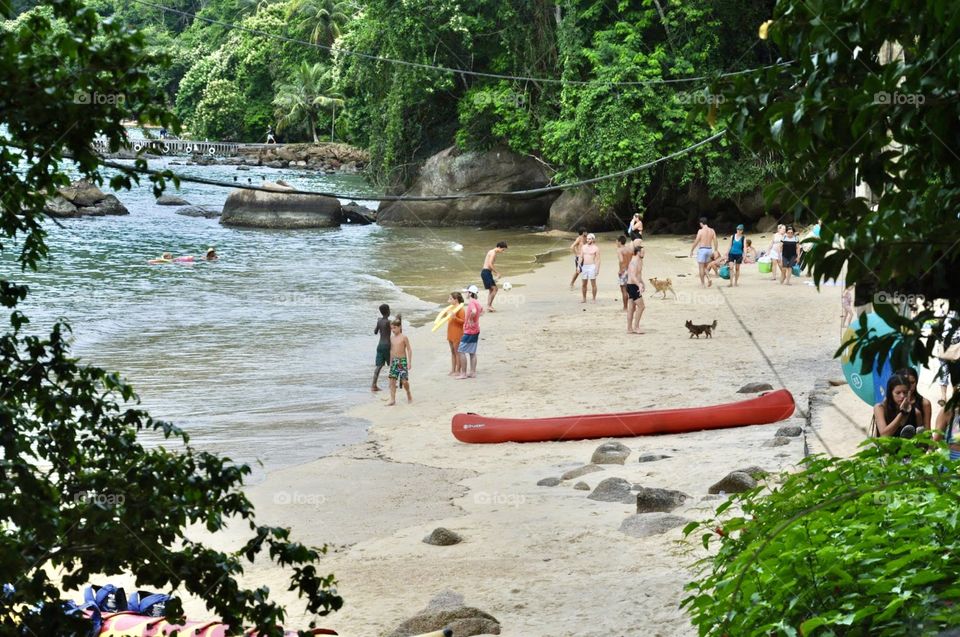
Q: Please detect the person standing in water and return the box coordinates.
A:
[481,241,507,312]
[569,228,587,290]
[616,235,633,310]
[726,224,746,287]
[371,303,391,392]
[689,217,718,288]
[579,233,601,303]
[386,315,412,406]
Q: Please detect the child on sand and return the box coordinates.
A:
[446,292,465,376]
[387,315,412,406]
[371,304,391,392]
[744,239,758,264]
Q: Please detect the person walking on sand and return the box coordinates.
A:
[386,315,412,406]
[689,217,718,288]
[726,224,746,287]
[579,233,601,302]
[371,303,391,392]
[626,242,646,334]
[569,228,587,289]
[457,285,483,379]
[616,235,633,310]
[779,225,799,285]
[767,223,785,281]
[446,291,465,376]
[481,241,507,312]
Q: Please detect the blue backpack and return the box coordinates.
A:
[127,590,171,617]
[83,584,127,613]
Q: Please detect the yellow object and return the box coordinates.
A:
[759,20,773,40]
[432,303,464,332]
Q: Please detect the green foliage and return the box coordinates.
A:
[286,0,351,46]
[193,78,247,139]
[0,1,340,634]
[684,437,960,635]
[274,61,343,143]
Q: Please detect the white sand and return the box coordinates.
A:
[216,234,875,636]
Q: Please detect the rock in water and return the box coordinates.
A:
[560,464,604,480]
[387,606,500,637]
[587,477,635,504]
[536,477,561,487]
[590,441,631,465]
[737,382,775,393]
[776,425,803,437]
[59,179,106,206]
[220,181,341,228]
[175,205,221,219]
[634,487,689,513]
[44,195,78,217]
[708,471,757,494]
[377,146,557,228]
[423,527,462,546]
[619,513,690,538]
[156,195,190,206]
[44,181,128,217]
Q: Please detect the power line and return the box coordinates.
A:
[132,0,792,87]
[99,130,726,202]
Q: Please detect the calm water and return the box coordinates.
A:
[8,158,560,475]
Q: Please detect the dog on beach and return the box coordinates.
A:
[648,277,677,299]
[685,319,717,338]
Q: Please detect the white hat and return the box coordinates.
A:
[586,233,596,240]
[464,284,479,294]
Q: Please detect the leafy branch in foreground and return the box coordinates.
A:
[0,1,340,635]
[683,437,960,636]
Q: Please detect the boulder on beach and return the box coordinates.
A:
[762,436,792,447]
[587,477,635,504]
[590,441,631,465]
[560,464,604,481]
[156,195,190,206]
[708,471,757,495]
[573,481,591,491]
[634,487,689,514]
[619,513,690,538]
[737,382,774,393]
[423,527,462,546]
[536,477,561,487]
[220,181,341,228]
[776,425,803,437]
[637,453,671,463]
[44,180,129,217]
[547,187,621,231]
[387,592,501,637]
[377,146,558,228]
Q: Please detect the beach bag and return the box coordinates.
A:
[718,265,730,280]
[127,591,171,618]
[792,264,802,276]
[758,261,772,273]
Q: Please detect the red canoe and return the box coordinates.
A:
[451,389,796,443]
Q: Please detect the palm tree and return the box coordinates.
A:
[285,0,352,46]
[273,62,344,143]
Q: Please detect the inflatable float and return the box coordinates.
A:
[451,389,796,443]
[431,303,464,332]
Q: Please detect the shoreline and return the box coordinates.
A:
[226,232,852,635]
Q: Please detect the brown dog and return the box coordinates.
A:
[685,319,717,338]
[648,277,678,299]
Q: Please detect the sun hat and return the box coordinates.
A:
[586,233,596,240]
[464,284,479,294]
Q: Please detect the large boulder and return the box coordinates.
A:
[548,187,622,232]
[220,181,341,228]
[59,180,107,207]
[377,146,558,227]
[44,180,128,217]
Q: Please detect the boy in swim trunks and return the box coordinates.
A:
[372,303,391,392]
[386,314,412,405]
[481,241,507,312]
[689,217,718,288]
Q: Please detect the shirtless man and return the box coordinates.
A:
[481,241,507,312]
[689,217,718,288]
[569,228,587,289]
[626,242,646,333]
[579,233,601,303]
[616,235,633,310]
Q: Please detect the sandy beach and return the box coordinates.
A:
[224,233,877,636]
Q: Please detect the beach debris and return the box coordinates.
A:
[590,441,631,465]
[637,453,671,463]
[573,482,590,491]
[560,464,604,480]
[762,437,792,447]
[634,487,690,514]
[708,471,757,494]
[775,425,803,437]
[828,378,848,386]
[587,477,635,504]
[737,382,775,394]
[536,477,561,487]
[156,195,191,206]
[619,513,690,538]
[387,592,501,637]
[422,527,463,546]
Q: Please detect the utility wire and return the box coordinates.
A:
[131,0,792,87]
[99,130,726,202]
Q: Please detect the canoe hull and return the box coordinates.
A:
[451,389,796,443]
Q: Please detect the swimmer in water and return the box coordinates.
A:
[205,246,218,261]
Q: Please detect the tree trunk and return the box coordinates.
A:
[309,116,318,143]
[330,104,336,141]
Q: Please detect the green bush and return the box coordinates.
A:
[684,437,960,636]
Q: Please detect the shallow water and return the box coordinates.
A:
[7,158,560,475]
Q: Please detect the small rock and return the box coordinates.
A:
[735,466,769,479]
[561,464,604,480]
[423,590,465,613]
[708,471,757,495]
[776,425,803,437]
[619,513,690,538]
[587,477,634,504]
[828,378,848,386]
[637,453,671,463]
[573,482,590,491]
[423,527,462,546]
[175,205,221,219]
[156,195,190,206]
[537,477,561,487]
[590,441,631,465]
[762,437,792,447]
[634,487,689,514]
[737,382,775,394]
